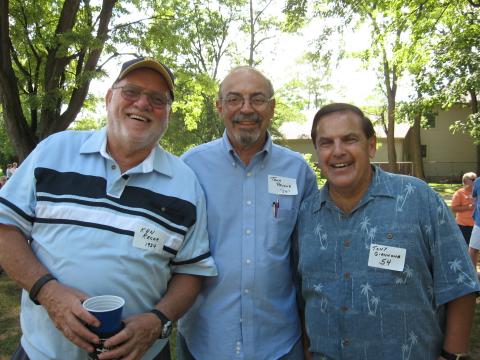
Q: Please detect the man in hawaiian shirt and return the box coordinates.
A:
[297,102,479,360]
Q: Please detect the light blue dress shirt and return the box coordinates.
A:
[297,166,479,359]
[472,178,480,225]
[178,131,317,360]
[0,129,217,360]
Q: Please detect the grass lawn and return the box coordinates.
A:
[0,182,479,358]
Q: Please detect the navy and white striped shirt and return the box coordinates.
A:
[0,128,217,360]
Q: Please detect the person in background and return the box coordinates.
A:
[0,176,7,189]
[177,66,317,360]
[468,176,480,274]
[10,161,18,175]
[0,57,216,360]
[6,164,12,178]
[451,172,476,244]
[297,102,479,360]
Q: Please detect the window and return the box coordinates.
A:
[421,145,427,158]
[425,113,436,128]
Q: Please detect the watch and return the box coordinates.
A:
[149,309,172,339]
[441,349,470,360]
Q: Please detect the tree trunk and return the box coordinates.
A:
[248,0,254,66]
[0,0,117,162]
[411,111,426,180]
[383,49,398,173]
[469,89,480,175]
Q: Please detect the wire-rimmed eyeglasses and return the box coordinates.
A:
[111,84,171,109]
[220,93,274,110]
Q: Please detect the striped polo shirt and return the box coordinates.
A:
[0,128,216,360]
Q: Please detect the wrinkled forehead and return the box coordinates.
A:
[317,110,364,134]
[220,69,273,97]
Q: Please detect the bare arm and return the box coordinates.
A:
[451,203,473,213]
[0,224,50,290]
[437,293,476,359]
[101,273,203,360]
[0,224,101,352]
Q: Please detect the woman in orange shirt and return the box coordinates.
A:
[451,172,476,244]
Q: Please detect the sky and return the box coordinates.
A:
[89,3,413,114]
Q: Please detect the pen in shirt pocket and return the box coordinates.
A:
[272,198,280,218]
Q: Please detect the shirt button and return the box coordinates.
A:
[343,240,350,247]
[245,229,251,235]
[111,165,116,170]
[340,306,348,312]
[342,338,350,347]
[246,172,252,177]
[244,289,249,294]
[246,200,252,206]
[344,272,350,280]
[246,259,251,264]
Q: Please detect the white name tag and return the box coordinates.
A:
[133,225,169,254]
[368,244,406,272]
[268,175,298,196]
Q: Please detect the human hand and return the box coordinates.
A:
[37,280,100,352]
[98,312,161,360]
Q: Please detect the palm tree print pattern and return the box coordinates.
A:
[396,183,415,212]
[395,265,414,284]
[314,223,328,250]
[401,331,418,360]
[449,259,478,288]
[313,283,328,313]
[360,282,380,315]
[360,215,377,250]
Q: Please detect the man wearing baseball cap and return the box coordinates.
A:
[0,57,217,360]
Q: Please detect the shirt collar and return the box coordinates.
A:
[315,165,394,213]
[80,127,173,177]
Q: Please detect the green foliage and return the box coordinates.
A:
[303,153,324,187]
[0,115,17,168]
[70,116,106,131]
[451,113,480,144]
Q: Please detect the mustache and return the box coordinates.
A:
[232,113,261,124]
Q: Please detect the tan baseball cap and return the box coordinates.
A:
[116,57,175,100]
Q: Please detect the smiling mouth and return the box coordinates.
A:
[129,114,150,123]
[331,163,351,169]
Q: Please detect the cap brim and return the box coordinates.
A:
[117,60,174,95]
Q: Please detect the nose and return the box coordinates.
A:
[134,93,152,111]
[332,140,345,156]
[239,98,254,113]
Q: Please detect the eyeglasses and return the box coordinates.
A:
[111,84,171,109]
[221,94,274,110]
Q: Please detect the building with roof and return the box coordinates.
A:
[277,105,477,181]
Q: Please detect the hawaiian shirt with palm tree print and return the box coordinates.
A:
[297,166,480,360]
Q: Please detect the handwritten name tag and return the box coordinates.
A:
[368,244,406,272]
[133,225,169,254]
[268,175,298,196]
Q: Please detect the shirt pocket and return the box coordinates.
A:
[365,228,417,288]
[266,207,296,252]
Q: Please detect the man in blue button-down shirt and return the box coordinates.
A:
[177,66,317,360]
[297,103,479,360]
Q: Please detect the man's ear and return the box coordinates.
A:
[215,98,223,114]
[105,88,113,106]
[368,136,377,159]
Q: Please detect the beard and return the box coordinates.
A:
[231,113,263,146]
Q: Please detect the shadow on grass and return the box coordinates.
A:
[0,273,21,358]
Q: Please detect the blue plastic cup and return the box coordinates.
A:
[83,295,125,336]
